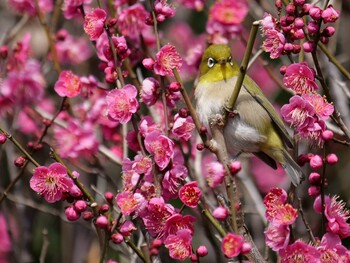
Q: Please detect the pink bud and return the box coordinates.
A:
[179,108,188,118]
[310,155,323,170]
[284,43,293,52]
[275,0,282,9]
[96,215,108,228]
[104,191,114,204]
[286,16,295,25]
[111,233,124,244]
[292,44,301,54]
[294,18,304,28]
[190,254,198,262]
[65,206,80,221]
[169,81,181,92]
[74,200,88,212]
[322,26,335,37]
[326,153,338,165]
[293,29,305,40]
[150,248,159,256]
[212,206,228,221]
[196,245,208,257]
[99,204,110,213]
[142,58,155,70]
[14,156,26,167]
[303,41,315,52]
[320,36,329,45]
[309,172,321,184]
[308,186,320,197]
[307,21,319,34]
[294,0,305,6]
[196,143,205,151]
[229,161,242,174]
[0,133,6,144]
[302,3,312,14]
[280,16,288,27]
[0,46,8,59]
[151,239,162,248]
[82,211,94,221]
[322,130,333,141]
[280,65,287,75]
[286,3,296,15]
[241,242,252,254]
[309,6,322,20]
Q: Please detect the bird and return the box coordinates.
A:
[194,44,304,186]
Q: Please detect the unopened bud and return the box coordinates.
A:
[14,156,26,167]
[326,153,338,165]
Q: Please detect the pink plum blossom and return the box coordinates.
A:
[179,181,202,208]
[143,44,182,76]
[153,0,176,23]
[162,164,188,200]
[303,93,334,121]
[54,70,81,98]
[8,0,53,16]
[265,224,290,251]
[164,213,196,238]
[280,240,321,262]
[116,191,138,216]
[314,195,350,238]
[30,162,74,203]
[117,4,148,40]
[144,131,174,170]
[179,0,205,11]
[139,116,162,137]
[260,13,277,33]
[106,84,139,124]
[0,213,12,261]
[322,5,340,23]
[171,114,195,141]
[62,0,92,19]
[212,206,228,221]
[204,161,225,188]
[84,8,107,40]
[53,119,99,159]
[221,232,244,258]
[119,221,137,236]
[318,233,350,262]
[206,0,248,43]
[164,229,193,261]
[283,62,318,94]
[263,30,286,59]
[141,77,161,106]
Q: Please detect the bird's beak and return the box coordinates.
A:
[218,58,227,82]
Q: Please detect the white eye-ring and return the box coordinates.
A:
[228,56,233,66]
[207,57,215,68]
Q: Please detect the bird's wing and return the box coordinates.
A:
[242,76,294,149]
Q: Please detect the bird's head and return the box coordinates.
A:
[199,44,239,83]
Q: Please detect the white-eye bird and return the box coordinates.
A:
[195,44,304,186]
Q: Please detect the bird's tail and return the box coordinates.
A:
[281,149,305,186]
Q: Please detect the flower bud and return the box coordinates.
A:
[241,242,252,254]
[308,186,320,197]
[212,206,228,221]
[303,41,315,52]
[322,26,335,37]
[275,0,282,9]
[151,239,162,248]
[74,200,88,212]
[65,206,80,221]
[322,5,339,23]
[196,143,204,151]
[14,156,26,167]
[292,44,301,54]
[96,215,108,228]
[307,21,319,34]
[0,133,7,144]
[294,0,305,6]
[284,43,293,52]
[179,108,188,118]
[326,153,338,165]
[294,18,304,28]
[302,3,312,14]
[111,233,124,244]
[229,161,241,174]
[150,248,159,256]
[82,211,94,221]
[169,81,181,92]
[104,192,114,204]
[320,36,329,45]
[0,46,8,59]
[196,246,208,257]
[309,6,322,21]
[293,29,305,40]
[322,130,333,141]
[310,155,323,170]
[309,172,321,184]
[280,65,287,75]
[286,3,296,15]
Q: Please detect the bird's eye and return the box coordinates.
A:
[228,56,233,66]
[207,57,215,68]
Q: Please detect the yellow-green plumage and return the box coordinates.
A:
[195,44,304,185]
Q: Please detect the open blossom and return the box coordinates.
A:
[141,77,161,106]
[153,0,176,22]
[116,191,138,216]
[162,164,188,200]
[263,29,285,59]
[164,229,192,261]
[204,161,225,187]
[144,130,174,170]
[8,0,53,16]
[30,163,74,203]
[142,197,175,238]
[84,8,107,40]
[303,93,334,121]
[143,44,182,76]
[179,181,202,208]
[318,233,350,262]
[117,4,148,40]
[260,13,277,34]
[55,29,92,65]
[54,70,81,98]
[54,119,99,159]
[206,0,248,43]
[283,62,318,94]
[221,232,244,258]
[314,195,350,238]
[106,84,139,124]
[172,114,195,141]
[119,221,137,236]
[62,0,92,19]
[265,224,290,252]
[280,240,321,262]
[179,0,204,11]
[322,5,340,23]
[164,214,196,238]
[263,187,288,211]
